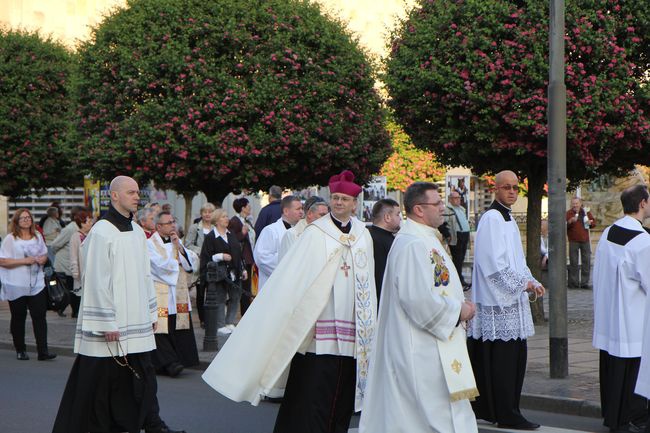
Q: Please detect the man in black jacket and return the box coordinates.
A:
[254,185,283,237]
[367,198,401,302]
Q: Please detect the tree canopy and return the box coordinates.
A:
[75,0,391,202]
[0,29,76,197]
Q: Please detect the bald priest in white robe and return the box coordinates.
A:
[252,195,304,290]
[467,170,545,431]
[591,184,650,433]
[203,170,377,433]
[360,182,478,433]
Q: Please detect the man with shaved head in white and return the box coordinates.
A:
[53,176,185,433]
[467,170,545,431]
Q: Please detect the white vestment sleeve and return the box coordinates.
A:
[147,239,179,286]
[80,232,118,333]
[253,227,278,277]
[179,245,198,272]
[476,214,533,302]
[396,239,461,341]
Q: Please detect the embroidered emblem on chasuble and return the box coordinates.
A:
[430,248,450,287]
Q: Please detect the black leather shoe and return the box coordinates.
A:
[16,351,29,360]
[145,422,187,433]
[613,422,646,433]
[38,353,57,361]
[497,420,540,430]
[165,362,184,378]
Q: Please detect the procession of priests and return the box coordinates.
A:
[53,167,650,433]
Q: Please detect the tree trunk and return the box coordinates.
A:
[183,194,193,234]
[526,165,546,324]
[203,186,230,208]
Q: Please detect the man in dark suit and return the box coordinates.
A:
[367,198,401,302]
[254,185,283,237]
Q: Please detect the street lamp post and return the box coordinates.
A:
[547,0,569,378]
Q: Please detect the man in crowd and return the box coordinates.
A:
[467,170,545,431]
[445,190,472,290]
[367,198,401,301]
[253,195,303,290]
[279,196,329,259]
[137,207,157,239]
[566,196,596,288]
[360,182,478,432]
[594,185,650,433]
[53,176,185,433]
[203,170,377,433]
[254,185,283,236]
[147,211,200,377]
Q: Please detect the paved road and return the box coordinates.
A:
[1,349,609,433]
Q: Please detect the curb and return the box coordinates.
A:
[521,393,601,419]
[2,342,602,419]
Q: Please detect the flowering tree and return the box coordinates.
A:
[75,0,390,208]
[385,0,649,314]
[0,29,76,197]
[380,121,445,191]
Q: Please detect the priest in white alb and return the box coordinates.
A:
[252,195,303,289]
[592,184,650,433]
[202,170,377,433]
[359,182,478,433]
[278,196,328,260]
[467,170,545,431]
[53,176,185,433]
[147,210,200,377]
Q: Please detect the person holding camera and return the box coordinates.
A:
[0,208,54,361]
[200,208,248,336]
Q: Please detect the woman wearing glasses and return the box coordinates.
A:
[0,208,56,360]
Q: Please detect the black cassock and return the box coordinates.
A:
[367,225,395,303]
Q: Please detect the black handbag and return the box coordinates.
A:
[43,261,68,311]
[205,261,228,283]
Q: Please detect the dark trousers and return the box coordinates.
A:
[151,313,199,371]
[8,288,49,355]
[214,280,241,329]
[599,351,648,429]
[569,240,591,287]
[274,353,356,433]
[240,264,253,316]
[468,338,528,426]
[449,231,470,285]
[196,281,205,324]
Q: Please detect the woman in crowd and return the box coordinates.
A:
[68,209,93,317]
[228,197,256,316]
[199,208,247,335]
[0,209,55,360]
[42,206,62,246]
[186,202,216,327]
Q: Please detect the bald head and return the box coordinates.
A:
[495,170,518,186]
[109,176,140,216]
[494,170,519,207]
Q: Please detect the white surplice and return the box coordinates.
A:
[468,203,539,341]
[278,219,308,261]
[594,216,650,359]
[74,220,158,357]
[202,214,376,411]
[359,218,477,433]
[147,232,198,313]
[252,217,289,290]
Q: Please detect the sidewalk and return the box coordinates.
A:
[0,288,601,418]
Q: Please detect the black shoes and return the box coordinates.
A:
[497,420,540,430]
[145,421,187,433]
[38,353,57,361]
[612,421,646,433]
[165,362,184,378]
[16,351,29,360]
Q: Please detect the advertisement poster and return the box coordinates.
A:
[446,175,471,219]
[83,178,102,219]
[362,176,387,222]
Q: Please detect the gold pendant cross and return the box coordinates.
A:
[340,261,351,277]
